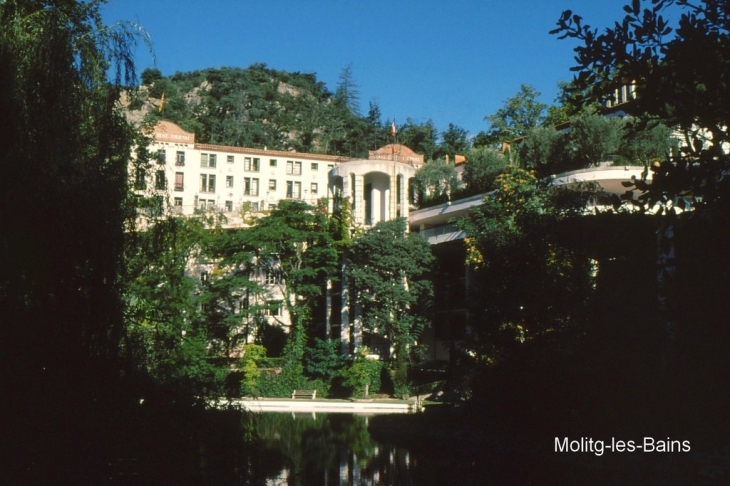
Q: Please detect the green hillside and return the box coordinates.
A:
[123,64,391,158]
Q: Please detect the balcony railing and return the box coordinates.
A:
[174,183,184,191]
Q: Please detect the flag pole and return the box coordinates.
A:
[390,119,397,160]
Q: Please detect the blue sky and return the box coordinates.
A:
[102,0,631,137]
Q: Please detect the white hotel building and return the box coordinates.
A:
[140,121,356,226]
[139,120,422,228]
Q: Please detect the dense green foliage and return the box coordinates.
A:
[339,349,384,398]
[518,113,675,177]
[457,166,597,361]
[131,64,392,157]
[0,0,141,385]
[474,84,547,148]
[123,193,438,401]
[348,219,435,392]
[124,216,232,394]
[552,0,730,211]
[0,1,260,482]
[460,146,512,194]
[130,64,485,164]
[436,0,730,470]
[414,157,460,204]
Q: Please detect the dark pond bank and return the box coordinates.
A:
[6,391,719,485]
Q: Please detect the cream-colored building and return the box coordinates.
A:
[140,121,355,226]
[330,144,422,226]
[138,120,424,231]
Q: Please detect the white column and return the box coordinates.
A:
[342,174,350,201]
[353,174,364,225]
[340,262,350,355]
[400,175,408,220]
[389,170,397,221]
[353,301,363,351]
[325,279,332,340]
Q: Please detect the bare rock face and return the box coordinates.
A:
[119,86,152,125]
[184,80,211,106]
[277,81,303,97]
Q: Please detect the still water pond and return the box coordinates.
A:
[252,412,479,486]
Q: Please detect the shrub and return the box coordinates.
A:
[304,338,343,382]
[239,344,266,397]
[340,349,383,398]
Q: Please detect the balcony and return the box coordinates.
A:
[174,183,184,191]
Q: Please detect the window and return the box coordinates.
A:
[226,176,233,188]
[134,167,146,189]
[252,202,259,211]
[286,160,302,175]
[225,200,233,212]
[244,177,259,196]
[268,179,276,191]
[151,195,164,217]
[174,172,184,191]
[327,164,334,170]
[173,197,183,212]
[200,153,216,168]
[176,151,185,166]
[269,159,277,167]
[311,162,318,171]
[264,300,283,316]
[200,174,216,193]
[244,157,260,172]
[286,181,301,199]
[174,197,183,207]
[311,182,318,195]
[155,170,166,190]
[268,203,277,210]
[227,155,234,164]
[266,271,282,285]
[156,149,166,164]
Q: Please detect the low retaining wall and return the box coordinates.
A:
[214,398,416,414]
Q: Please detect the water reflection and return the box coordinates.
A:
[256,412,416,486]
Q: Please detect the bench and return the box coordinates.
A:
[291,389,317,399]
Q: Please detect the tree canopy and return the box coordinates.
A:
[456,165,596,360]
[414,158,460,205]
[475,84,547,148]
[552,0,730,211]
[347,218,435,390]
[0,0,147,383]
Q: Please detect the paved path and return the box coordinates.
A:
[214,397,417,414]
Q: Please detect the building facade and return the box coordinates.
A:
[140,121,424,230]
[140,121,355,226]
